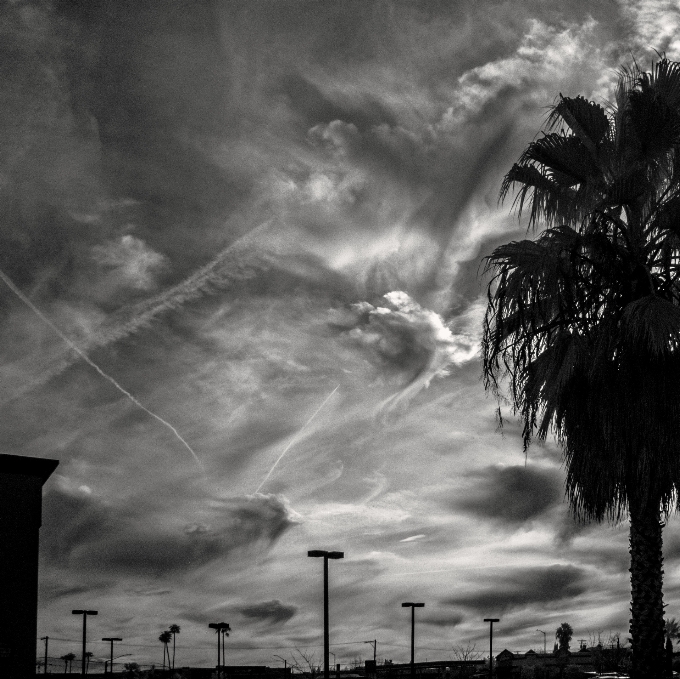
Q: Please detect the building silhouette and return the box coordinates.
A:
[0,453,58,678]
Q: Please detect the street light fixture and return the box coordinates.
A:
[102,638,122,675]
[308,549,344,679]
[72,610,98,676]
[208,622,230,679]
[536,630,547,655]
[104,653,131,674]
[402,602,424,679]
[483,618,499,679]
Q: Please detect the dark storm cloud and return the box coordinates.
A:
[451,465,564,526]
[240,600,298,625]
[421,611,465,629]
[41,486,298,576]
[443,564,589,613]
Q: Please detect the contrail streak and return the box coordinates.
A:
[0,269,205,473]
[255,384,339,493]
[0,219,275,408]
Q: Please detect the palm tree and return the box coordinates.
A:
[665,617,680,642]
[221,625,231,669]
[62,652,76,673]
[169,624,180,670]
[483,56,680,679]
[555,623,573,652]
[159,630,172,671]
[84,651,93,674]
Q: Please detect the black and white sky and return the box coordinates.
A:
[3,0,680,669]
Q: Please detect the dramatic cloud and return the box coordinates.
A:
[452,465,565,526]
[2,0,675,670]
[240,600,298,625]
[443,565,590,614]
[41,485,299,577]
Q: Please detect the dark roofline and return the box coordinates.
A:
[0,454,59,484]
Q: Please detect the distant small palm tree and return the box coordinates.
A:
[169,623,181,670]
[84,650,93,674]
[159,630,172,670]
[222,625,231,668]
[62,652,76,674]
[665,617,680,642]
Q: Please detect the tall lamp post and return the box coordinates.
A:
[402,603,424,679]
[363,640,377,663]
[483,618,499,679]
[536,630,547,655]
[102,638,122,675]
[308,549,344,679]
[72,610,97,676]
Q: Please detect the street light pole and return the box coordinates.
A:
[72,610,98,676]
[402,603,424,679]
[536,630,547,656]
[40,636,48,674]
[102,638,121,675]
[308,549,344,679]
[483,619,499,679]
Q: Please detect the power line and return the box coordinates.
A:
[37,637,377,651]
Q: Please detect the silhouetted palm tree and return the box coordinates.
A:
[169,624,180,670]
[666,617,680,642]
[159,630,172,671]
[62,652,76,673]
[221,625,230,668]
[84,651,93,674]
[483,56,680,679]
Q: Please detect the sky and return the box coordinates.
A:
[3,0,680,672]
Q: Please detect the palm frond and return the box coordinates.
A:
[620,296,680,356]
[546,95,611,161]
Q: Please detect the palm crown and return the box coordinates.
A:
[485,58,680,521]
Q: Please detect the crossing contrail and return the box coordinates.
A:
[0,219,275,408]
[0,269,205,473]
[255,384,340,493]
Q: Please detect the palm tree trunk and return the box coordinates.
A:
[173,634,176,670]
[629,501,666,678]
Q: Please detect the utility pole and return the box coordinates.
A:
[364,640,376,663]
[308,550,345,679]
[72,610,97,676]
[402,603,424,679]
[40,636,48,674]
[483,619,499,679]
[101,638,121,675]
